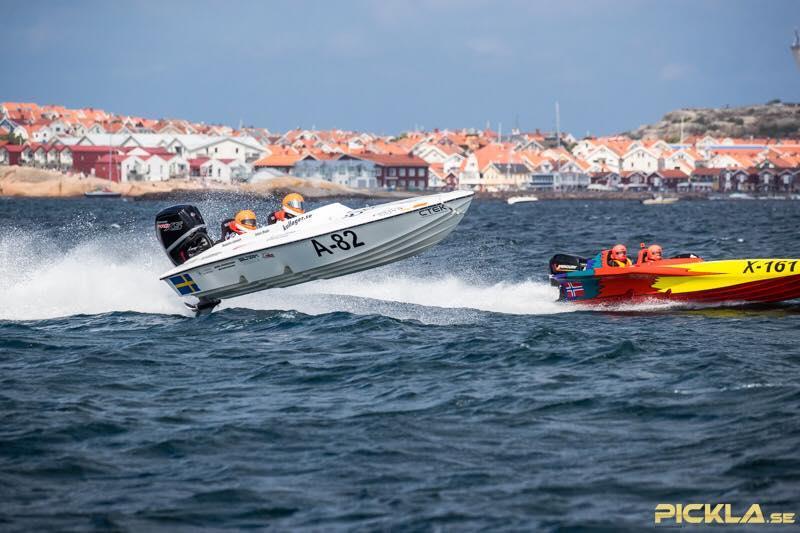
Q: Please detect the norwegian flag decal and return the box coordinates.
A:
[564,281,585,300]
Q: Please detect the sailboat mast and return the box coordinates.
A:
[555,101,560,175]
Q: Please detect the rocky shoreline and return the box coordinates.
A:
[0,165,772,202]
[0,166,414,201]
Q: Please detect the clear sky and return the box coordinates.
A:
[3,0,799,136]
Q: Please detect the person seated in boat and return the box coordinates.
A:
[607,244,632,267]
[643,244,663,263]
[220,209,258,241]
[635,243,664,264]
[267,193,305,225]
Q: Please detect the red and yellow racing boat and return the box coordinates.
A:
[549,248,800,304]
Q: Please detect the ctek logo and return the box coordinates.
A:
[418,204,450,217]
[655,503,796,525]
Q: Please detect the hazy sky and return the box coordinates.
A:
[4,0,799,135]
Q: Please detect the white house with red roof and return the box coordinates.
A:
[458,143,525,190]
[201,158,249,183]
[583,144,623,173]
[621,145,659,173]
[662,147,704,173]
[139,154,172,181]
[56,145,73,170]
[94,154,146,182]
[45,145,60,168]
[707,151,757,169]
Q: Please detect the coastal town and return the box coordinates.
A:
[2,101,800,196]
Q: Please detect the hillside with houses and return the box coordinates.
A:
[3,101,800,196]
[627,101,800,141]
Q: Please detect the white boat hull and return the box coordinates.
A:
[507,195,538,205]
[160,191,473,302]
[642,197,678,205]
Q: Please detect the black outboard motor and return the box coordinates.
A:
[155,205,214,266]
[549,253,587,275]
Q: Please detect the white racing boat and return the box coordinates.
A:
[155,190,474,314]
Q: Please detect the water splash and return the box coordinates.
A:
[0,230,573,321]
[0,230,184,320]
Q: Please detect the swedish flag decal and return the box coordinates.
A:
[169,274,200,295]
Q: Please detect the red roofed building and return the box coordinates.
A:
[0,144,24,165]
[648,169,690,191]
[94,154,131,182]
[71,146,124,176]
[359,153,429,190]
[690,167,725,191]
[253,153,301,174]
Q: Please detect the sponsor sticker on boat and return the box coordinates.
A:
[418,204,450,217]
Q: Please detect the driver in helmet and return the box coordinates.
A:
[268,193,305,225]
[607,244,632,267]
[644,244,663,263]
[220,209,257,241]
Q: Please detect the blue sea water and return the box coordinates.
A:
[1,195,799,531]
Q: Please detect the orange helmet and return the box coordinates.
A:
[234,209,257,231]
[611,244,627,260]
[647,244,663,261]
[282,193,305,217]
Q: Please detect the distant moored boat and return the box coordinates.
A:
[507,195,539,205]
[642,195,678,205]
[792,29,800,70]
[84,187,121,198]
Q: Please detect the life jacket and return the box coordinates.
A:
[220,219,247,241]
[604,249,631,267]
[267,210,294,225]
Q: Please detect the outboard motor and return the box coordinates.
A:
[549,253,587,275]
[155,205,214,266]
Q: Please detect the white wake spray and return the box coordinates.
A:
[0,229,579,321]
[236,275,568,316]
[0,230,185,320]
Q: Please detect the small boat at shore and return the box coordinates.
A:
[729,192,756,200]
[642,195,678,205]
[84,187,121,198]
[549,248,800,305]
[507,195,539,205]
[156,190,474,315]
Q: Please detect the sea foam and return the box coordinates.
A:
[0,230,575,321]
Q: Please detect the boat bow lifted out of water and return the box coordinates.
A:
[156,190,474,314]
[549,248,800,305]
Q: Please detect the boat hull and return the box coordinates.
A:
[507,196,538,205]
[552,258,800,305]
[160,191,473,301]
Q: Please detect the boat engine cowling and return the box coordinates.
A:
[155,205,214,266]
[549,253,587,275]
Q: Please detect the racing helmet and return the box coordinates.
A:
[611,244,627,260]
[282,193,305,217]
[234,209,257,231]
[647,244,663,261]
